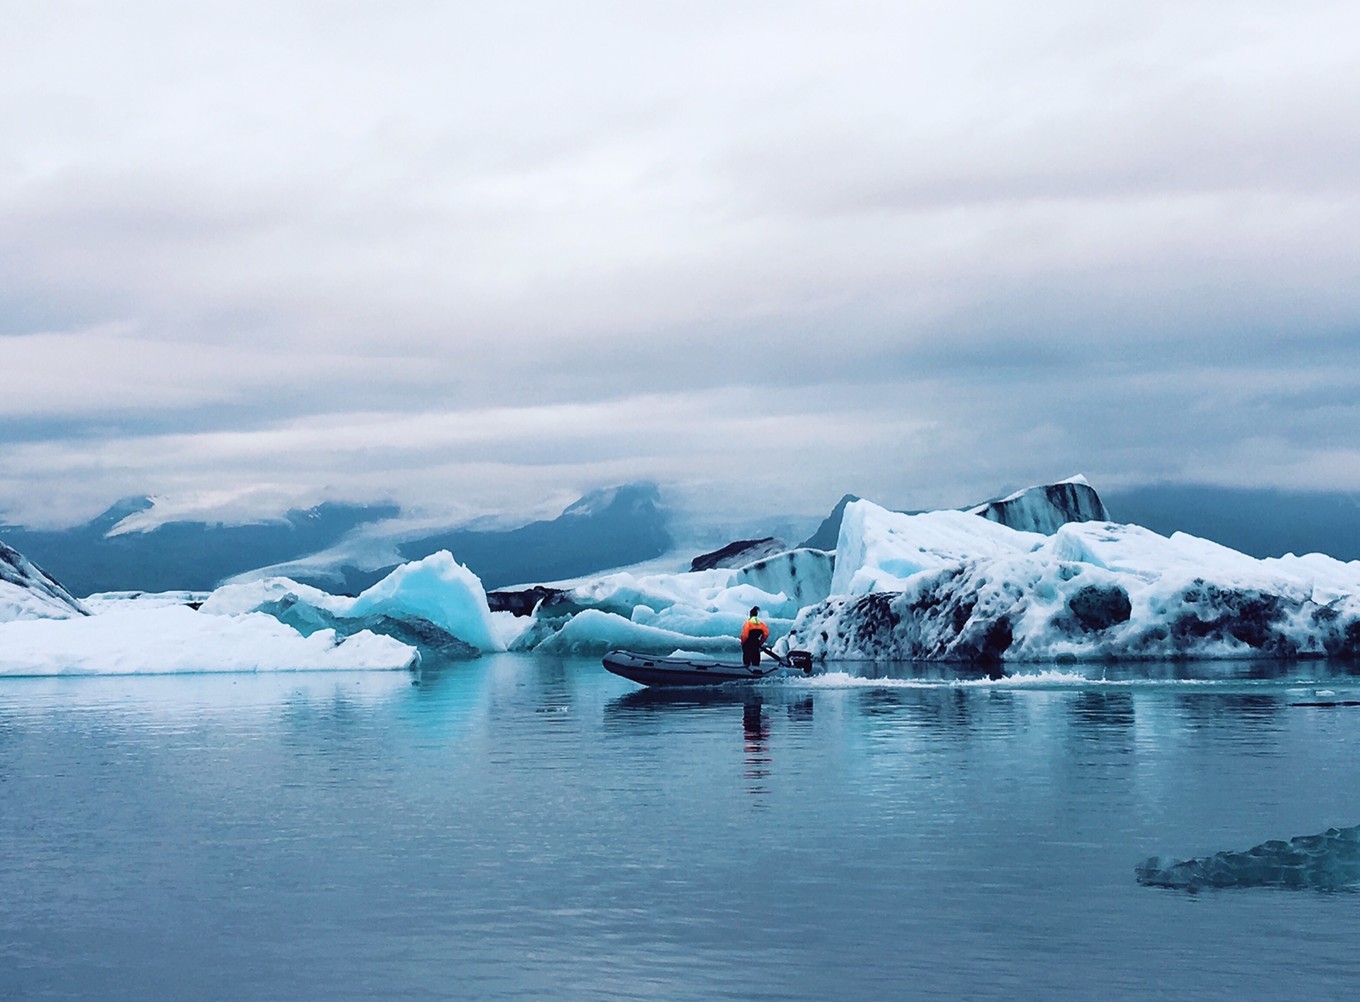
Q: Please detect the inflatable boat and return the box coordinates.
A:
[602,648,813,687]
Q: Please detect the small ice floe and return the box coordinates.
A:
[1137,823,1360,891]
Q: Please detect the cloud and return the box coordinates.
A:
[3,1,1360,528]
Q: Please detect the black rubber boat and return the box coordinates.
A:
[602,648,813,687]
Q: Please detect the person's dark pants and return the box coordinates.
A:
[742,640,763,667]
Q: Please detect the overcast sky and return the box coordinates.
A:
[4,0,1359,529]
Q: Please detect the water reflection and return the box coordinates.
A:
[742,697,771,797]
[1069,691,1135,728]
[602,686,794,799]
[786,695,814,723]
[1171,693,1285,749]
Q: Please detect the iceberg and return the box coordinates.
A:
[0,539,417,676]
[203,550,527,655]
[1137,824,1360,891]
[503,545,834,656]
[0,605,417,676]
[1,540,89,621]
[966,475,1109,534]
[12,475,1360,667]
[782,497,1360,662]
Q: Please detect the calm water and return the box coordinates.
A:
[4,655,1360,1000]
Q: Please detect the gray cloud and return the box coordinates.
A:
[4,1,1359,528]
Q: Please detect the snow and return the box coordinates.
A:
[102,488,325,536]
[830,502,1044,596]
[83,590,211,612]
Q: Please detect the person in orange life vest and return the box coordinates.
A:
[740,606,770,667]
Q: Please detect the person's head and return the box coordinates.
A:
[749,606,760,619]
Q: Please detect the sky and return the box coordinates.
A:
[4,0,1360,530]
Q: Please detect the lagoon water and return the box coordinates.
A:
[4,655,1360,1000]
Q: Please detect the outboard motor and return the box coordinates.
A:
[786,650,814,675]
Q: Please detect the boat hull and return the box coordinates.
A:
[602,650,778,687]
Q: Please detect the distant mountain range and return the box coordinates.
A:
[0,484,672,597]
[1100,485,1360,562]
[3,479,1356,599]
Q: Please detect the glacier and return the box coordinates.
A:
[1137,824,1360,891]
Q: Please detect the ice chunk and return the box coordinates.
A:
[202,550,519,654]
[1137,824,1360,891]
[0,605,417,676]
[1,540,90,621]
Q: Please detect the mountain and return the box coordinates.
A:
[278,482,672,595]
[361,482,671,593]
[689,537,788,572]
[800,494,861,550]
[0,499,400,595]
[1,483,673,597]
[1102,485,1360,561]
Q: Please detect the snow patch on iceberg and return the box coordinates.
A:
[829,501,1044,597]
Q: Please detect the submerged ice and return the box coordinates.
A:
[1137,824,1360,891]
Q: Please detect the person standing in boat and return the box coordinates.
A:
[740,607,770,667]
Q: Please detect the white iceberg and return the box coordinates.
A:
[505,546,834,655]
[786,499,1360,662]
[0,605,417,677]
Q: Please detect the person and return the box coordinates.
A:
[740,606,770,667]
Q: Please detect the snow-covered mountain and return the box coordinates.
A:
[0,483,671,596]
[0,498,400,595]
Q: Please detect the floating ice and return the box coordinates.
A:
[788,500,1360,662]
[202,550,528,655]
[0,605,417,676]
[1137,824,1360,891]
[967,476,1108,534]
[1,540,89,621]
[12,476,1360,666]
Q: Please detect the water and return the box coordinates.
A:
[4,655,1360,1000]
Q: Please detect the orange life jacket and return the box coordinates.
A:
[740,617,768,644]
